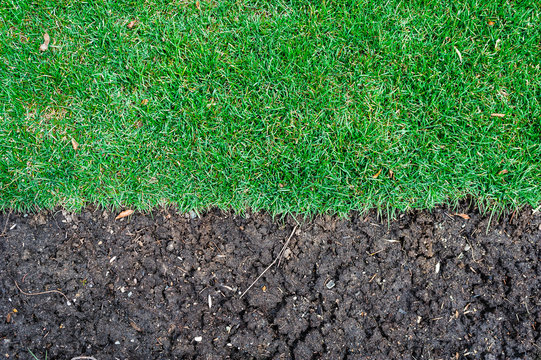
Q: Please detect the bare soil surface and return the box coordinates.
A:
[1,205,540,359]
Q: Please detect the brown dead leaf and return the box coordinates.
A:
[71,138,79,151]
[372,169,382,179]
[141,99,149,105]
[389,170,395,180]
[39,33,50,52]
[498,169,509,175]
[115,209,134,220]
[262,285,267,292]
[127,20,137,29]
[196,0,201,9]
[6,312,11,323]
[167,323,176,334]
[488,21,495,26]
[490,113,505,118]
[454,213,470,220]
[130,320,143,332]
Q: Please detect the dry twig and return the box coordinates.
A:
[0,210,12,237]
[15,280,69,302]
[240,225,298,298]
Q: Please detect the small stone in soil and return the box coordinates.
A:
[283,248,292,259]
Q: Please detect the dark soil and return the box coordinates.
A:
[1,205,540,359]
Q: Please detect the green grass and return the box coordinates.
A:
[28,348,46,360]
[0,0,540,215]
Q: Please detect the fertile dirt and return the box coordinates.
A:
[0,205,540,359]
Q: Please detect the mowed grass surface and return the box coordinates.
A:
[0,0,540,214]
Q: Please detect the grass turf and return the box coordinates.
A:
[0,0,540,215]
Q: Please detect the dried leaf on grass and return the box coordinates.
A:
[127,20,137,29]
[491,113,505,118]
[453,46,463,63]
[196,0,201,9]
[454,213,470,220]
[39,33,50,52]
[115,209,134,220]
[141,99,149,105]
[71,138,79,151]
[372,169,382,179]
[498,169,509,175]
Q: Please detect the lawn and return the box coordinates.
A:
[0,0,540,215]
